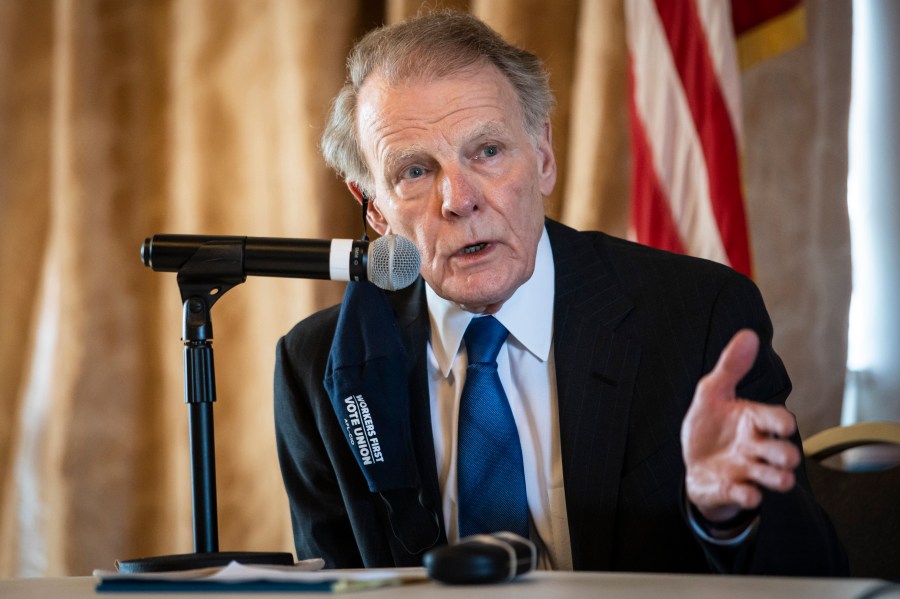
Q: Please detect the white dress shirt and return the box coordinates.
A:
[424,227,573,570]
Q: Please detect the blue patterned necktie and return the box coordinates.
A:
[457,315,529,538]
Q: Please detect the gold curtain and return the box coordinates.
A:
[0,0,849,576]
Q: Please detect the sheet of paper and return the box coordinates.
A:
[93,560,429,592]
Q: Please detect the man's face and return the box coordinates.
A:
[353,63,557,314]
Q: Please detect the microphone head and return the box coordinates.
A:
[367,234,421,291]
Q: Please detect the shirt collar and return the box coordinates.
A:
[426,226,555,377]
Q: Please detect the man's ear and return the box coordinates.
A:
[347,181,391,236]
[536,121,557,197]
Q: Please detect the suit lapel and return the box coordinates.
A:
[548,221,640,571]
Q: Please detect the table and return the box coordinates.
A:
[1,570,895,598]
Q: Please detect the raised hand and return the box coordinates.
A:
[681,329,800,523]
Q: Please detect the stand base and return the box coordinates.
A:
[116,551,295,573]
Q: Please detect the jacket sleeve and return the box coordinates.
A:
[273,328,364,568]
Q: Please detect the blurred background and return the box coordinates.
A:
[1,0,897,577]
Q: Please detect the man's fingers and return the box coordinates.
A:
[691,453,796,517]
[707,329,760,394]
[747,402,798,439]
[745,461,796,492]
[748,436,801,470]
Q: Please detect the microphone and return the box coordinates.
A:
[141,233,421,291]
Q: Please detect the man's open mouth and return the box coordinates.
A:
[461,242,488,255]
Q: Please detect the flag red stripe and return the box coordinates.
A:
[653,0,752,276]
[628,61,685,257]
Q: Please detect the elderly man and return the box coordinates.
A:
[274,10,846,575]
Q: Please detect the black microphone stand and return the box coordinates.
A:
[117,240,294,573]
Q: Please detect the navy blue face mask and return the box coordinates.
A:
[324,280,441,554]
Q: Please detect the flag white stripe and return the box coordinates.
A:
[694,0,744,146]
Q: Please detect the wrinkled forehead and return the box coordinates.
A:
[356,62,525,132]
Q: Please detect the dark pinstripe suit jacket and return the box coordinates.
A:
[274,219,846,575]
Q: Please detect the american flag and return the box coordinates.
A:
[625,0,804,278]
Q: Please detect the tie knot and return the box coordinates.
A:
[464,316,509,364]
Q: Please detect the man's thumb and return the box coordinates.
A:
[710,329,759,391]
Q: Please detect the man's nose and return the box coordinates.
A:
[439,167,482,218]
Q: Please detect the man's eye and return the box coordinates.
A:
[478,145,500,159]
[401,165,426,179]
